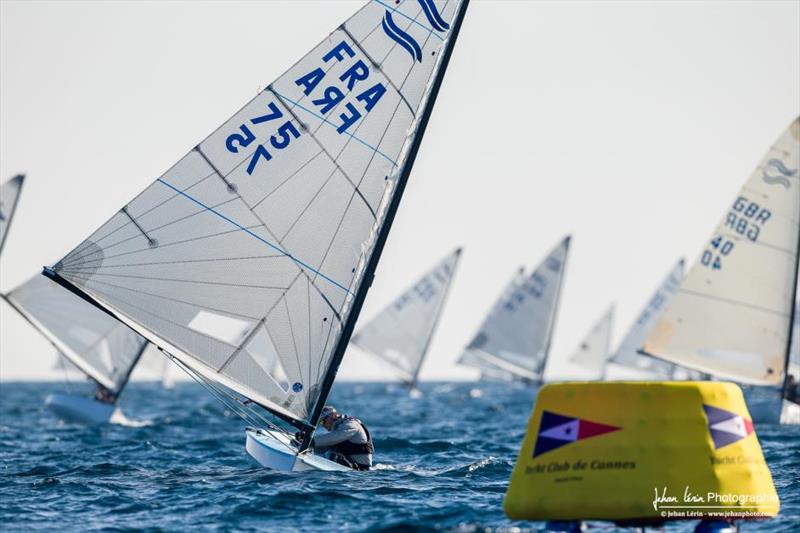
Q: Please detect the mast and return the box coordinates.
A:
[0,174,25,258]
[111,340,151,402]
[536,236,570,381]
[782,209,800,399]
[408,247,462,389]
[300,0,471,452]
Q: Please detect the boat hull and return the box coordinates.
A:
[743,386,800,425]
[45,393,117,424]
[244,428,351,472]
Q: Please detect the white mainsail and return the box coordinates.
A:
[458,237,570,382]
[644,117,800,386]
[0,174,25,257]
[564,305,614,380]
[351,247,461,386]
[4,274,148,394]
[44,0,469,433]
[605,259,687,380]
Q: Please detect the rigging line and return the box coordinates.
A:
[676,288,792,318]
[62,194,240,267]
[60,272,263,324]
[271,91,397,168]
[269,88,377,220]
[373,0,444,41]
[64,270,288,291]
[217,317,265,373]
[79,254,285,270]
[156,177,353,296]
[251,149,326,209]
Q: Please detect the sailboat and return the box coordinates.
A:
[351,247,461,392]
[0,176,150,424]
[549,304,614,381]
[604,259,692,380]
[0,174,25,256]
[643,117,800,425]
[457,237,570,383]
[42,0,470,470]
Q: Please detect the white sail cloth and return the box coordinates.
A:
[644,118,800,385]
[0,174,24,256]
[563,305,614,380]
[46,0,467,425]
[6,274,147,393]
[605,260,687,380]
[352,248,461,385]
[458,237,570,381]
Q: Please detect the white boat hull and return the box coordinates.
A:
[743,386,800,425]
[45,393,118,424]
[244,428,351,472]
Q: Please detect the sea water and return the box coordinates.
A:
[0,381,797,531]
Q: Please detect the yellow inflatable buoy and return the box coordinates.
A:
[504,382,779,523]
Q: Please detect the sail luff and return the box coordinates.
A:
[536,235,570,377]
[0,292,116,390]
[409,247,462,387]
[302,0,471,446]
[782,205,800,396]
[0,174,25,259]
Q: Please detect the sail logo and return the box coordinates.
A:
[703,404,754,449]
[381,1,450,63]
[533,411,621,457]
[761,158,796,189]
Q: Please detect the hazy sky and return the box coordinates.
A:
[1,1,798,382]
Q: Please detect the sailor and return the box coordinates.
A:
[94,386,116,405]
[311,405,373,471]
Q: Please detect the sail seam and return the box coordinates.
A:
[677,288,792,318]
[155,177,352,295]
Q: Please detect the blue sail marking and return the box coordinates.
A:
[382,11,423,62]
[271,90,398,168]
[155,178,353,295]
[418,0,450,32]
[373,0,445,41]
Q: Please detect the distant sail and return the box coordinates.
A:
[4,274,148,393]
[44,0,469,433]
[606,259,686,379]
[0,174,25,257]
[566,305,614,380]
[644,118,800,385]
[352,248,461,386]
[458,237,570,382]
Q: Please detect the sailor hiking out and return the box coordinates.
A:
[305,406,373,471]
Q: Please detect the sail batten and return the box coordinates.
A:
[644,118,800,385]
[458,237,570,382]
[44,0,469,431]
[352,248,461,386]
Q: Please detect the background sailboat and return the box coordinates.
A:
[0,174,25,257]
[351,247,461,393]
[544,304,614,381]
[43,0,470,470]
[458,236,570,384]
[643,117,800,424]
[0,174,150,424]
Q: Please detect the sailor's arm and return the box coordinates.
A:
[313,421,360,450]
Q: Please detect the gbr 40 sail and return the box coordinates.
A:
[643,117,800,423]
[44,0,469,469]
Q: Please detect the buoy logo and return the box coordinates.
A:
[703,404,754,449]
[533,411,621,457]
